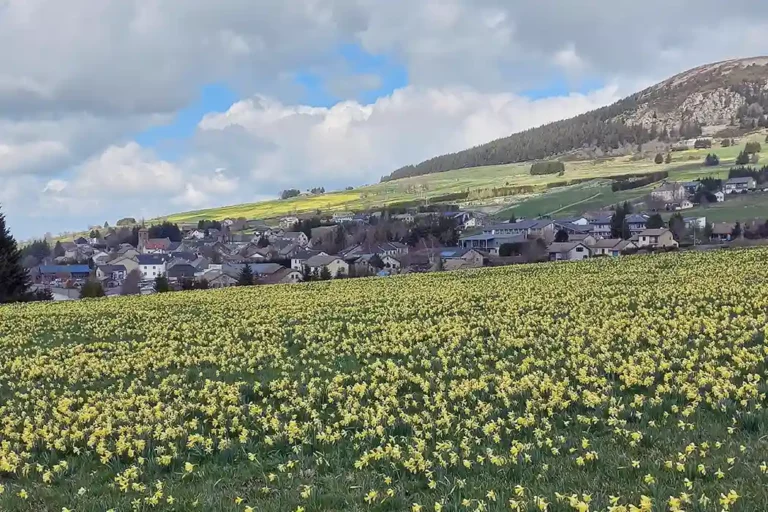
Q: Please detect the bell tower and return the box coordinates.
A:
[138,227,149,253]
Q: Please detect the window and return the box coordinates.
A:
[575,247,584,253]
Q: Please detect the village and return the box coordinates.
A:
[27,174,764,299]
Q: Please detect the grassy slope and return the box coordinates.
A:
[163,134,763,226]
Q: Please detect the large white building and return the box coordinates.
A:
[137,254,168,280]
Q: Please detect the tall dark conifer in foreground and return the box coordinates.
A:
[0,207,29,303]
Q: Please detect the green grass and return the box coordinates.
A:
[48,132,767,241]
[681,192,768,223]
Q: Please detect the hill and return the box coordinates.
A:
[383,57,768,181]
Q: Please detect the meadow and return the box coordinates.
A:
[161,134,764,227]
[2,249,768,511]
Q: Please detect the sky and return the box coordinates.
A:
[4,0,768,239]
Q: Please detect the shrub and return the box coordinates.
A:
[530,162,565,176]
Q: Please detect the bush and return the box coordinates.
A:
[611,171,668,192]
[654,153,664,164]
[704,153,720,166]
[530,162,565,176]
[694,139,712,149]
[745,142,762,154]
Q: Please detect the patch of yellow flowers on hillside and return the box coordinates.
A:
[1,249,768,509]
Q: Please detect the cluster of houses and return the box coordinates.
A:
[34,177,761,297]
[458,214,683,261]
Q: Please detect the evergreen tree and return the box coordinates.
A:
[646,213,665,229]
[732,222,742,239]
[722,139,731,147]
[369,254,385,270]
[154,275,171,293]
[319,266,332,281]
[0,207,29,303]
[554,229,569,243]
[736,150,750,165]
[53,240,65,258]
[238,264,254,286]
[654,153,664,164]
[665,153,672,164]
[79,280,105,299]
[610,203,631,239]
[257,236,270,248]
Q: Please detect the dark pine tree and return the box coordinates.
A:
[0,207,29,303]
[238,264,254,286]
[554,229,569,243]
[646,213,665,229]
[154,275,171,293]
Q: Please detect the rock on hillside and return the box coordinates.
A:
[621,57,768,130]
[383,57,768,182]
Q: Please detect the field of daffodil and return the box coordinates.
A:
[2,249,768,512]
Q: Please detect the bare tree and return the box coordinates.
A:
[122,269,141,295]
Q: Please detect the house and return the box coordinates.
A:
[143,238,172,253]
[280,216,299,230]
[291,250,327,271]
[206,270,239,288]
[546,242,591,261]
[566,233,597,246]
[724,177,756,194]
[677,200,694,210]
[459,232,526,254]
[137,254,168,280]
[258,267,304,285]
[340,242,408,258]
[109,255,140,274]
[624,214,648,236]
[96,264,127,281]
[588,216,613,238]
[332,212,355,223]
[682,181,701,195]
[710,222,736,242]
[38,265,91,283]
[380,255,402,272]
[636,228,678,249]
[279,231,309,247]
[714,191,725,202]
[304,254,350,277]
[92,251,111,266]
[651,182,687,203]
[166,263,197,281]
[683,216,707,230]
[439,248,485,267]
[553,221,593,235]
[392,213,415,224]
[486,220,555,238]
[591,239,637,257]
[74,237,90,246]
[186,229,207,240]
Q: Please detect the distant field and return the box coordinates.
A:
[682,192,768,223]
[163,133,765,225]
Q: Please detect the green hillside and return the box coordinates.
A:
[161,133,763,226]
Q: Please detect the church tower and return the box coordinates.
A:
[138,227,149,253]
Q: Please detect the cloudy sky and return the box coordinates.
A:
[3,0,768,238]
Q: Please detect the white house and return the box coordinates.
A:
[714,191,725,202]
[332,212,355,223]
[547,242,591,261]
[678,200,694,210]
[392,213,415,223]
[280,231,310,247]
[280,216,300,230]
[724,177,756,194]
[380,255,402,273]
[591,239,637,257]
[137,254,168,280]
[305,254,350,277]
[636,229,678,249]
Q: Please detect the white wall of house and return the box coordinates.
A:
[139,263,167,279]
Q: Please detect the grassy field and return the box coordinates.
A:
[2,249,768,511]
[161,133,767,225]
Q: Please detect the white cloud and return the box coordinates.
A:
[197,84,622,188]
